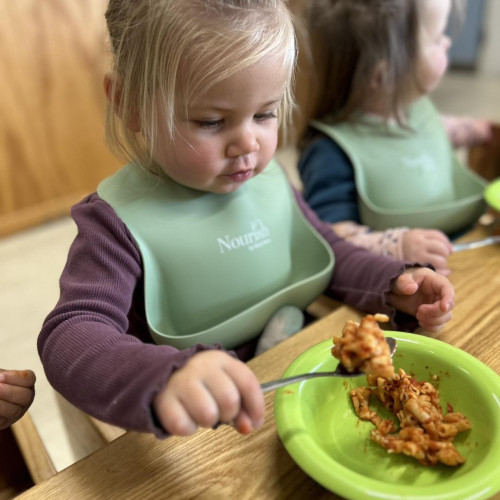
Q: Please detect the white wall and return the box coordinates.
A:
[479,0,500,75]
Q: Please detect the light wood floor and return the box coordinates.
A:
[1,71,500,472]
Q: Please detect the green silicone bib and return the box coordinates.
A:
[98,160,334,349]
[312,97,486,235]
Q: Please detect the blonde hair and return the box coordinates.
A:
[104,0,297,171]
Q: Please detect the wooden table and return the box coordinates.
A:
[17,226,500,500]
[429,224,500,372]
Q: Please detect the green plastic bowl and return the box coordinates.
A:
[274,332,500,500]
[484,178,500,211]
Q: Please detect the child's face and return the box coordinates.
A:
[153,55,287,194]
[415,0,452,96]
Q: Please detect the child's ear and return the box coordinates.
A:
[103,72,141,132]
[369,60,388,91]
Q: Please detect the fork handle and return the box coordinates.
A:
[452,235,500,252]
[260,370,361,393]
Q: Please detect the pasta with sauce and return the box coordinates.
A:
[332,314,471,466]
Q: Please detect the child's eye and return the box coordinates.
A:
[254,111,277,122]
[195,119,223,130]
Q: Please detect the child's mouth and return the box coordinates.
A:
[224,169,253,183]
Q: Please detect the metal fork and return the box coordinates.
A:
[260,337,397,392]
[452,235,500,252]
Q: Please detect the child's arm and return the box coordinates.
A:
[0,369,36,429]
[38,195,228,438]
[153,350,264,436]
[441,114,492,148]
[298,136,359,223]
[294,190,455,332]
[331,222,453,276]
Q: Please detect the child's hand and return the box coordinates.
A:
[0,369,36,430]
[401,229,453,276]
[153,351,265,436]
[389,267,455,332]
[442,115,492,148]
[471,118,493,145]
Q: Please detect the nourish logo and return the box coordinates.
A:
[401,153,436,171]
[217,219,271,254]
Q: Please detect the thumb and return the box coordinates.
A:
[394,273,419,296]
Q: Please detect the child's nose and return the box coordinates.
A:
[443,35,452,51]
[226,125,260,157]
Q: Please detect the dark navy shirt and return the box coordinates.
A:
[298,135,360,224]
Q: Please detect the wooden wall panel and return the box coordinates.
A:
[0,0,119,237]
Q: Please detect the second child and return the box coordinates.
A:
[298,0,491,276]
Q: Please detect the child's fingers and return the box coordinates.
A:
[0,399,27,430]
[422,274,455,312]
[393,273,419,296]
[426,230,453,252]
[201,372,245,424]
[160,373,242,433]
[232,408,256,435]
[442,294,455,312]
[425,239,453,258]
[175,380,222,429]
[156,394,198,436]
[416,304,453,332]
[0,370,36,388]
[391,268,455,318]
[0,380,35,408]
[222,362,265,430]
[154,352,265,436]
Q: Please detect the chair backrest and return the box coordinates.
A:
[468,124,500,181]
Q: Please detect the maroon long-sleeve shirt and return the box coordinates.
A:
[38,189,417,437]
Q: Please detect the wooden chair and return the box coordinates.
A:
[0,426,33,499]
[10,413,57,485]
[468,124,500,181]
[0,413,56,497]
[468,124,500,235]
[1,410,123,500]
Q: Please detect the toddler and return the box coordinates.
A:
[0,369,36,430]
[39,0,454,439]
[298,0,491,276]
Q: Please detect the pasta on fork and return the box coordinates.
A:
[331,313,394,378]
